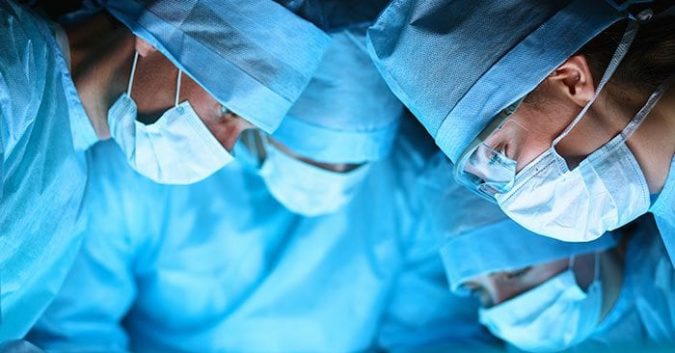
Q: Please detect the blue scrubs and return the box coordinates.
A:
[0,0,97,339]
[573,216,675,351]
[651,158,675,266]
[28,128,491,352]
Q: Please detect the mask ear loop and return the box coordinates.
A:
[621,73,675,141]
[175,69,182,107]
[127,51,140,97]
[552,20,640,147]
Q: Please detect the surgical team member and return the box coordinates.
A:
[0,0,328,340]
[429,158,675,352]
[251,27,403,216]
[367,0,675,263]
[26,25,486,353]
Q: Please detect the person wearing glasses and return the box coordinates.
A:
[368,0,675,265]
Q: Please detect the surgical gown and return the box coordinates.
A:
[27,119,493,352]
[651,158,675,267]
[559,215,675,351]
[492,215,675,353]
[0,0,97,339]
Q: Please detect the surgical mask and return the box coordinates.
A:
[495,70,675,242]
[108,52,233,184]
[479,254,603,352]
[258,135,371,217]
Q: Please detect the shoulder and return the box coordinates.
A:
[0,1,58,149]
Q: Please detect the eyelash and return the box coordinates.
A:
[502,267,531,280]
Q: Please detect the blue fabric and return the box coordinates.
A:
[367,0,629,162]
[276,0,391,32]
[0,340,44,353]
[573,216,675,350]
[651,157,675,267]
[103,0,331,133]
[0,0,97,340]
[272,27,403,164]
[28,127,486,352]
[376,118,500,352]
[440,219,617,294]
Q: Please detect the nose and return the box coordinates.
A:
[479,277,517,307]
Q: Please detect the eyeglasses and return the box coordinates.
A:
[453,99,524,202]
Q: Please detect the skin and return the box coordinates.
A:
[486,54,675,193]
[464,250,624,323]
[66,12,252,151]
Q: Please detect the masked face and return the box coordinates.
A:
[454,22,663,242]
[108,52,234,184]
[478,254,603,353]
[252,132,371,217]
[242,131,370,217]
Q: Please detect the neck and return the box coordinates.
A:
[66,13,135,139]
[598,82,675,193]
[628,84,675,193]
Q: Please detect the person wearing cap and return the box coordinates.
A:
[0,0,328,341]
[367,0,675,265]
[431,161,675,352]
[245,26,403,216]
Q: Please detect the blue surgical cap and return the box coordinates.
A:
[104,0,331,134]
[439,212,617,295]
[419,152,618,294]
[277,0,391,32]
[272,27,404,164]
[367,0,633,162]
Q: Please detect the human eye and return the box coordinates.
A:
[502,266,532,280]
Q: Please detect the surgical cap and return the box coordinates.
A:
[367,0,633,162]
[277,0,391,32]
[104,0,331,133]
[439,206,617,294]
[272,27,403,164]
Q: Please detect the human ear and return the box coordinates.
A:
[546,55,596,107]
[134,37,157,57]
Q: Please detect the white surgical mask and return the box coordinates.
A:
[495,75,674,242]
[479,255,603,352]
[493,22,675,242]
[258,137,370,217]
[108,52,233,184]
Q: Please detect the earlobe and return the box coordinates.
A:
[135,37,157,57]
[547,55,596,107]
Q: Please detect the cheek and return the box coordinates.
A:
[180,77,240,148]
[182,80,220,122]
[206,118,247,151]
[509,105,569,171]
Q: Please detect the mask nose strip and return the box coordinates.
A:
[175,70,182,107]
[127,51,140,96]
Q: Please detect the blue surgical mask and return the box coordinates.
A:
[108,52,233,184]
[479,255,603,353]
[258,137,370,217]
